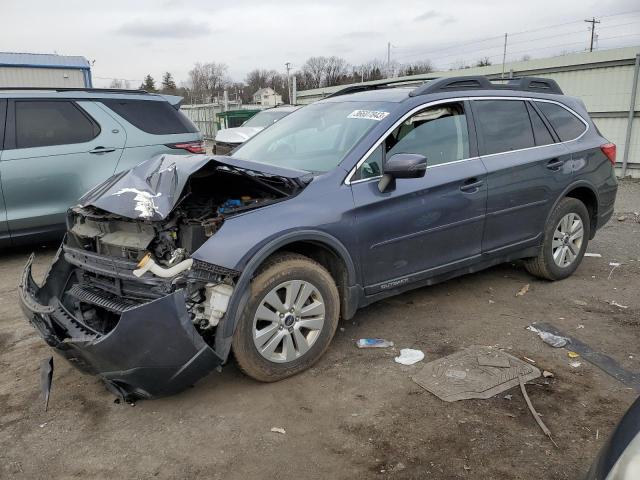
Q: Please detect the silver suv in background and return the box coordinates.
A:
[213,105,298,154]
[0,88,203,246]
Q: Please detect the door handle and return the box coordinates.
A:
[460,178,483,193]
[546,158,564,171]
[89,146,116,154]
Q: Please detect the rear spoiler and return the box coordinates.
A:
[159,94,183,110]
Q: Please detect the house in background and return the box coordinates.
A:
[0,52,92,88]
[252,87,282,106]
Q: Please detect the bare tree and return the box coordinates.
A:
[324,56,350,86]
[108,79,130,89]
[476,57,492,67]
[245,69,289,102]
[398,60,434,76]
[301,56,329,89]
[354,59,386,82]
[188,62,229,102]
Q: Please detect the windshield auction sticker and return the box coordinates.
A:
[347,110,390,121]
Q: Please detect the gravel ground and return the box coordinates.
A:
[1,180,639,480]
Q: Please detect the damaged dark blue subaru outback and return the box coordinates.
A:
[20,76,618,400]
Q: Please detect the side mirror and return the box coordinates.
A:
[378,153,427,192]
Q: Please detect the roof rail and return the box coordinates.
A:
[409,75,563,97]
[327,77,436,98]
[505,77,563,94]
[0,87,149,94]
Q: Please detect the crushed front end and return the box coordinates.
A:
[19,154,307,400]
[19,245,231,400]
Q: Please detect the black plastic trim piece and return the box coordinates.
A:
[409,75,564,97]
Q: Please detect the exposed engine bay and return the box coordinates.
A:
[57,157,305,344]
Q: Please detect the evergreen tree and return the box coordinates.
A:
[161,72,177,93]
[141,74,157,92]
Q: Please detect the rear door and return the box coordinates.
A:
[472,98,573,254]
[0,99,9,247]
[351,100,488,294]
[1,99,125,241]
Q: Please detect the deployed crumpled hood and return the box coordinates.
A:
[77,154,309,221]
[215,126,263,144]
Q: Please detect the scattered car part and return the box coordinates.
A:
[412,346,541,402]
[40,356,53,411]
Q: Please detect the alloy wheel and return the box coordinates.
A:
[252,280,326,363]
[552,213,584,268]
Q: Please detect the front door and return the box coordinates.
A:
[350,101,487,295]
[1,99,125,240]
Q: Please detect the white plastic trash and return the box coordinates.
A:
[394,349,425,365]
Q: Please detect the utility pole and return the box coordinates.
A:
[285,62,292,104]
[501,33,508,79]
[584,17,600,52]
[387,42,391,77]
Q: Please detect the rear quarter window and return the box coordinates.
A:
[101,99,198,135]
[535,101,586,142]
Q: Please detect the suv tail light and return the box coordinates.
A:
[166,141,205,154]
[600,143,616,166]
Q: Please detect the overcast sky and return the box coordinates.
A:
[3,0,639,88]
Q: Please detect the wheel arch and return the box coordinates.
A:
[214,230,360,359]
[548,180,600,240]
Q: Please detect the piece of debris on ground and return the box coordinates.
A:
[516,284,530,296]
[412,345,541,402]
[527,325,571,348]
[356,338,394,348]
[270,427,286,434]
[394,348,425,365]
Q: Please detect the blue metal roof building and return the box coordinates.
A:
[0,52,92,88]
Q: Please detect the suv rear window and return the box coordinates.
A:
[474,100,535,155]
[101,99,198,135]
[15,100,99,149]
[536,101,586,142]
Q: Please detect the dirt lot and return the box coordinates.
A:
[1,181,639,480]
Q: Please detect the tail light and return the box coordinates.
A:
[166,141,205,154]
[600,143,616,166]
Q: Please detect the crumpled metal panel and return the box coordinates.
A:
[77,154,307,221]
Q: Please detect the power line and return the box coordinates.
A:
[393,9,640,62]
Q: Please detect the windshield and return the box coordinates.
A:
[243,110,291,128]
[232,101,395,172]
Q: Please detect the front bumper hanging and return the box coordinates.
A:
[19,252,223,401]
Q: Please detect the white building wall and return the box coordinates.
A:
[0,66,86,88]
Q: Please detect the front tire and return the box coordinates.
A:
[232,253,340,382]
[524,197,590,281]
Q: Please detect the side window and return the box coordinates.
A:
[101,99,198,135]
[352,102,469,180]
[352,145,383,181]
[15,101,99,149]
[536,101,586,142]
[526,102,554,146]
[474,100,535,155]
[386,103,469,166]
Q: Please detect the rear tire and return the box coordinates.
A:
[524,197,590,281]
[232,253,340,382]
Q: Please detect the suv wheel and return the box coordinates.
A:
[232,253,340,382]
[524,197,590,280]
